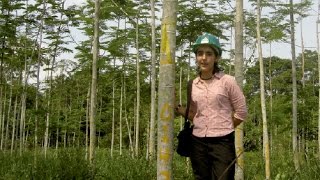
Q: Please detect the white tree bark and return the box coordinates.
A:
[89,0,100,166]
[119,80,123,155]
[289,0,299,170]
[1,87,7,150]
[234,0,245,179]
[85,86,90,159]
[148,0,157,160]
[157,0,177,179]
[317,0,320,160]
[111,62,115,157]
[256,1,270,178]
[11,96,18,153]
[135,15,141,157]
[35,0,47,150]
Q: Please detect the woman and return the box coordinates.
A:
[175,32,247,180]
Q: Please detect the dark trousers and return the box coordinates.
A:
[190,132,236,180]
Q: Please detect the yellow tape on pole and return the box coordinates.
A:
[160,24,173,65]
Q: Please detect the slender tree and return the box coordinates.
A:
[10,95,18,153]
[299,0,306,156]
[4,74,13,150]
[20,0,30,155]
[157,0,177,179]
[35,0,47,151]
[89,0,100,167]
[289,0,299,171]
[256,0,270,178]
[85,85,90,159]
[317,0,320,159]
[44,0,70,157]
[110,21,118,158]
[234,0,245,179]
[148,0,157,160]
[1,85,7,150]
[135,13,141,157]
[119,78,123,155]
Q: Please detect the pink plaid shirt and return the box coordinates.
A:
[189,72,247,137]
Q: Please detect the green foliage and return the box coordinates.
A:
[0,149,91,179]
[271,0,313,18]
[246,147,320,179]
[177,1,231,47]
[1,148,319,179]
[0,3,319,179]
[96,150,156,179]
[0,148,195,180]
[244,11,288,43]
[243,50,318,151]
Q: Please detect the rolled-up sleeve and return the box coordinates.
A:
[227,77,247,121]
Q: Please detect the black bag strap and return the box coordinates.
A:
[185,79,193,123]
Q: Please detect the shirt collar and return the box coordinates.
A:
[195,71,224,84]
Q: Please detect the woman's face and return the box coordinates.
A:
[196,45,219,73]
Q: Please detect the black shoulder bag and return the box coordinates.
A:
[176,79,193,157]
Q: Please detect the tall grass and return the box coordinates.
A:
[0,149,91,180]
[0,148,318,179]
[95,150,156,179]
[246,150,320,180]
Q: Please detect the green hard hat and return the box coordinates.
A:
[192,33,222,56]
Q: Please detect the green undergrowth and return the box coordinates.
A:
[0,148,91,180]
[245,150,320,180]
[0,148,319,179]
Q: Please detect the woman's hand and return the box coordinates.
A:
[175,104,182,115]
[233,117,243,128]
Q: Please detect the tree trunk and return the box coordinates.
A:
[124,82,134,155]
[289,0,299,171]
[148,0,157,160]
[119,79,123,156]
[179,66,183,130]
[300,13,305,88]
[20,0,30,155]
[135,15,141,157]
[299,1,306,156]
[229,27,233,74]
[97,98,102,149]
[157,0,177,179]
[11,96,18,153]
[85,86,90,159]
[0,86,7,150]
[19,90,26,155]
[256,1,270,178]
[317,3,320,160]
[35,0,47,150]
[111,60,115,157]
[0,89,2,150]
[55,101,60,150]
[5,75,13,150]
[122,17,133,156]
[89,0,100,167]
[269,43,273,153]
[234,0,245,179]
[44,7,63,155]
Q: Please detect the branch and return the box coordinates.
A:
[110,0,137,25]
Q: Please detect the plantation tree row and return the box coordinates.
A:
[0,0,318,175]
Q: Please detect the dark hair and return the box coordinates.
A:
[194,45,220,58]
